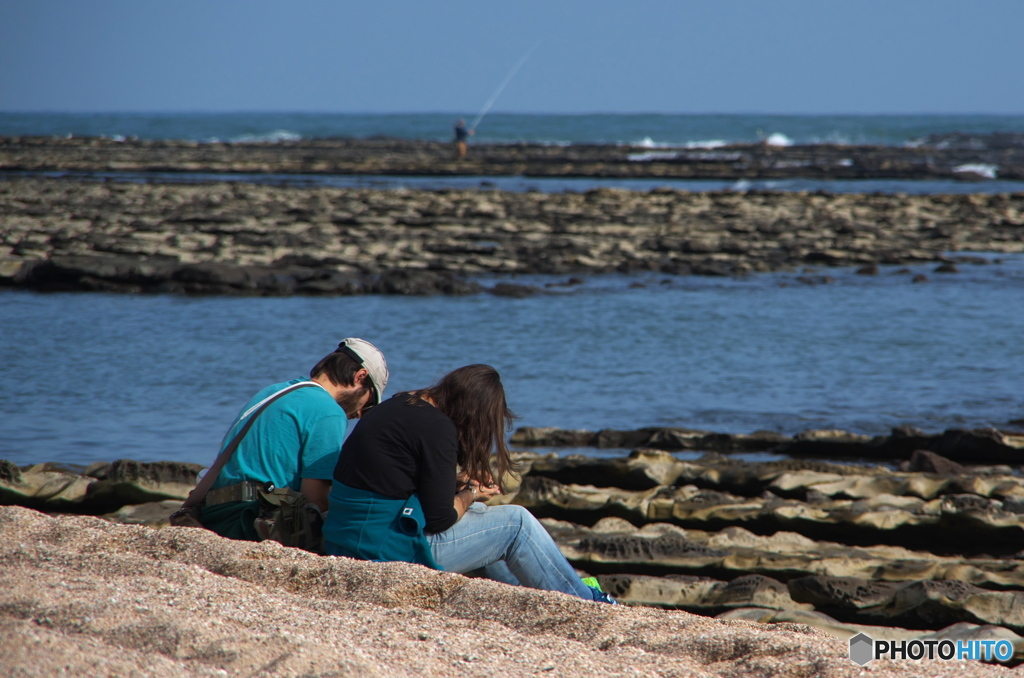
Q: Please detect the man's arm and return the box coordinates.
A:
[300,478,331,512]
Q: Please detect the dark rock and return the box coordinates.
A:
[173,262,254,290]
[788,575,905,610]
[544,277,584,288]
[899,449,966,475]
[488,283,541,298]
[690,263,733,277]
[779,426,1024,465]
[787,575,1024,631]
[775,430,876,459]
[81,459,204,511]
[594,572,807,611]
[373,269,481,295]
[660,262,693,275]
[526,449,686,491]
[511,426,792,454]
[934,263,959,274]
[0,258,34,286]
[577,532,730,562]
[594,428,660,449]
[22,254,176,292]
[253,272,298,295]
[796,275,835,285]
[105,459,202,485]
[293,269,368,295]
[0,459,22,484]
[511,427,596,447]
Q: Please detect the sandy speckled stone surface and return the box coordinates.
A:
[0,506,1014,677]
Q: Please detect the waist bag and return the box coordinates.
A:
[169,382,326,553]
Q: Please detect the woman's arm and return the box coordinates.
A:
[453,484,477,520]
[418,418,462,533]
[451,478,502,519]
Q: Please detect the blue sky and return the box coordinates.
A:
[2,0,1022,114]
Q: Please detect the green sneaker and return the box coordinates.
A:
[581,577,619,604]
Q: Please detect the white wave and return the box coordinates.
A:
[684,140,728,149]
[809,132,855,146]
[684,151,743,161]
[730,179,753,191]
[630,136,679,148]
[765,133,794,147]
[628,151,680,162]
[953,163,998,179]
[229,129,303,143]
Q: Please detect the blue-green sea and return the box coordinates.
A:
[1,112,1023,467]
[4,111,1024,147]
[2,259,1023,467]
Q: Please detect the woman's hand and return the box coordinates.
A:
[473,480,502,500]
[456,470,502,500]
[460,478,501,500]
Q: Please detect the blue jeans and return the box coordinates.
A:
[428,503,595,601]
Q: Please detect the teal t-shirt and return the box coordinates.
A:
[210,378,349,492]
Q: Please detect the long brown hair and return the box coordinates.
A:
[421,364,519,492]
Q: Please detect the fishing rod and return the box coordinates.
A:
[469,42,542,132]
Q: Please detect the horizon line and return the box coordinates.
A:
[3,110,1023,117]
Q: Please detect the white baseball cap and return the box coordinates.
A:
[337,338,389,406]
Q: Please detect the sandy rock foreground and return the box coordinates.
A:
[0,506,1013,678]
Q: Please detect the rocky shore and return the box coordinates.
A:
[511,425,1024,465]
[1,174,1022,295]
[4,424,1023,673]
[3,134,1024,180]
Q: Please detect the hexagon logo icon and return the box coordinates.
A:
[849,633,874,666]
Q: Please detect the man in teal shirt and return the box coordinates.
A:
[201,338,389,541]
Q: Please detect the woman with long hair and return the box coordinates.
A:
[322,364,614,603]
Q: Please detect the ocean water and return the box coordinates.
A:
[3,111,1024,147]
[2,257,1023,468]
[2,112,1023,468]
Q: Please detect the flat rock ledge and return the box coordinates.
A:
[2,176,1023,295]
[512,425,1024,465]
[4,135,1024,180]
[0,505,1015,678]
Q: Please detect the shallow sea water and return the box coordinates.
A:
[2,255,1022,467]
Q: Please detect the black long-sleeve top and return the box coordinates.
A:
[333,393,460,533]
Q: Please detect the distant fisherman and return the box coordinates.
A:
[453,119,474,159]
